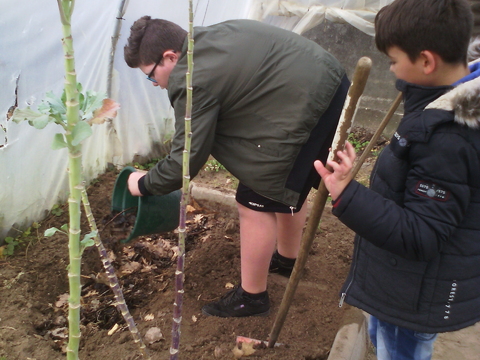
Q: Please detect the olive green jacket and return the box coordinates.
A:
[144,19,345,206]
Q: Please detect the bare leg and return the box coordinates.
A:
[237,202,276,294]
[275,203,308,258]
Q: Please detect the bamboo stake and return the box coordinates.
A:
[268,57,372,348]
[80,185,151,359]
[170,1,194,358]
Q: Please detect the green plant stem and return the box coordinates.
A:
[170,1,194,359]
[80,185,150,359]
[57,1,82,359]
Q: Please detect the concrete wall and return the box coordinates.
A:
[303,0,480,137]
[303,21,403,137]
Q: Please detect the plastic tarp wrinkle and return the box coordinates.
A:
[248,0,394,35]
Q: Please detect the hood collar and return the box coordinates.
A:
[425,72,480,129]
[395,80,451,114]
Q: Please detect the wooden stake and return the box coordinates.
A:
[268,57,372,348]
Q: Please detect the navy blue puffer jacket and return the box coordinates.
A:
[333,76,480,333]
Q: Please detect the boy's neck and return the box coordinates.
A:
[430,62,470,86]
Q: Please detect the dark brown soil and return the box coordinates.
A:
[0,128,383,360]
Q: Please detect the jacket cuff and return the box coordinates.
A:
[138,175,153,196]
[331,180,359,216]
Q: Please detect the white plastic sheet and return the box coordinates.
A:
[249,0,394,35]
[0,0,253,239]
[1,1,120,238]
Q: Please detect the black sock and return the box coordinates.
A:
[276,250,296,268]
[240,286,268,300]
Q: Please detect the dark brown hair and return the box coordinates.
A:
[375,0,473,64]
[124,16,187,68]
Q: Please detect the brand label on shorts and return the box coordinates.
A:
[248,202,265,208]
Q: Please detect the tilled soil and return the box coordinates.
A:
[0,168,358,360]
[1,126,385,360]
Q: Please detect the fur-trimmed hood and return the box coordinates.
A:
[426,74,480,129]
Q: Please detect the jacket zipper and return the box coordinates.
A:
[339,237,361,307]
[339,150,381,307]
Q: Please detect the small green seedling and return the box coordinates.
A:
[3,237,19,256]
[348,132,370,152]
[204,159,226,172]
[51,204,64,217]
[132,157,163,170]
[0,222,41,257]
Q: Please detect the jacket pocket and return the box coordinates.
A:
[364,244,428,312]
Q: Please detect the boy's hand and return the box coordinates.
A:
[127,170,148,196]
[314,141,356,201]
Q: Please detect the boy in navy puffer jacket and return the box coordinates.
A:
[315,0,480,359]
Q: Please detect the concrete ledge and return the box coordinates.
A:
[328,309,369,360]
[190,182,237,209]
[190,182,369,360]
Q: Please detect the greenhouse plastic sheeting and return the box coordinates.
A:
[249,0,394,35]
[0,0,388,240]
[0,0,253,239]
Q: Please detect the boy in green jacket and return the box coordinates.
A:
[124,17,349,317]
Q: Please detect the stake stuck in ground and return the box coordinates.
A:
[267,56,373,348]
[170,1,194,359]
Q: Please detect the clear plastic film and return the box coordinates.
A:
[248,0,394,35]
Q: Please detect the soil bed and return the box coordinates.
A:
[0,128,383,360]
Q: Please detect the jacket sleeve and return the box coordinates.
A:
[143,85,220,195]
[332,130,473,261]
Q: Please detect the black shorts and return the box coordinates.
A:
[235,181,313,213]
[235,75,350,213]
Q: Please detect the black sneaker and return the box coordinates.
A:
[202,287,270,317]
[269,251,296,278]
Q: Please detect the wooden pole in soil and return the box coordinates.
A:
[268,57,372,348]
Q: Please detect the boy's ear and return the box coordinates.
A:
[419,50,438,75]
[163,50,178,64]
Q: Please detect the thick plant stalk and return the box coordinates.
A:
[57,1,83,359]
[80,185,150,359]
[170,1,194,359]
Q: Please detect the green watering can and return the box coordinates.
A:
[111,166,181,243]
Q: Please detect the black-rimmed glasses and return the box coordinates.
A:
[147,60,161,82]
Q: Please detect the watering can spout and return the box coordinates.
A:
[111,166,181,243]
